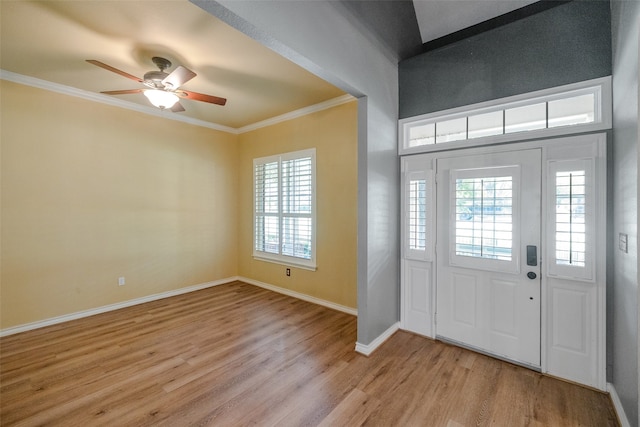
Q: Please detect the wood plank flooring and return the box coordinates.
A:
[1,281,619,426]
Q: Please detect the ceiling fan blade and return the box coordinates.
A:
[171,102,186,113]
[101,89,143,95]
[162,66,196,89]
[179,90,227,106]
[86,60,143,83]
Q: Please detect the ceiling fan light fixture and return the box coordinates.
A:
[143,89,179,109]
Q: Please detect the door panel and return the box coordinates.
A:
[436,149,541,368]
[451,272,477,326]
[403,261,433,337]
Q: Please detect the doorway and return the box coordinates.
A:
[435,149,541,368]
[400,134,607,390]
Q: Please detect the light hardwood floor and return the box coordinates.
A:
[1,281,619,426]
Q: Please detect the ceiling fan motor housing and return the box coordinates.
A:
[143,71,169,89]
[144,57,173,89]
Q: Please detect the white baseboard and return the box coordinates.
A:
[607,382,631,427]
[1,276,357,338]
[0,277,237,337]
[355,322,400,356]
[237,276,357,316]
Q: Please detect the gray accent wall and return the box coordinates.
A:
[611,1,639,425]
[399,0,612,118]
[193,0,400,346]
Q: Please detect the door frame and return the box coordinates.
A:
[400,133,607,390]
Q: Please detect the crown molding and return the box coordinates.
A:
[237,94,355,134]
[0,69,238,134]
[1,70,355,135]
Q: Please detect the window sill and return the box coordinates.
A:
[253,254,317,271]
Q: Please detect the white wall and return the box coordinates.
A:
[611,1,640,425]
[193,0,400,345]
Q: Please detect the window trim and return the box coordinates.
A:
[253,148,317,270]
[399,77,612,155]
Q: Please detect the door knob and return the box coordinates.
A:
[527,272,537,280]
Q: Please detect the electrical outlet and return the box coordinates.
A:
[118,277,125,286]
[286,268,291,277]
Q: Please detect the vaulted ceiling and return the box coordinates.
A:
[0,0,540,130]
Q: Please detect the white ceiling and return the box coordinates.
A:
[1,1,540,131]
[413,0,539,43]
[0,0,346,130]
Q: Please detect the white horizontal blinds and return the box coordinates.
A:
[408,179,427,251]
[403,163,433,262]
[281,156,313,259]
[254,161,279,254]
[253,149,316,269]
[455,176,513,261]
[555,171,586,267]
[547,158,594,281]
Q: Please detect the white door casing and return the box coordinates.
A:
[400,134,606,390]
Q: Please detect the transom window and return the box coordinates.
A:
[254,149,316,269]
[400,77,611,154]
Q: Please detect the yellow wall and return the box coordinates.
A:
[1,81,239,328]
[0,80,357,329]
[237,101,358,309]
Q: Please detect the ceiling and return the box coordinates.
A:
[413,0,539,44]
[1,0,540,131]
[0,0,346,130]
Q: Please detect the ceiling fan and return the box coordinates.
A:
[86,57,227,112]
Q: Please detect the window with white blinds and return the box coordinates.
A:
[547,158,594,281]
[454,176,513,261]
[254,149,316,269]
[402,164,433,262]
[555,171,586,267]
[408,179,427,251]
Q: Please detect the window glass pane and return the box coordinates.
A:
[505,103,546,134]
[282,157,312,214]
[548,94,595,128]
[282,217,312,259]
[255,161,279,213]
[408,123,435,147]
[455,176,513,261]
[408,179,427,251]
[468,110,504,139]
[436,117,467,143]
[555,171,586,267]
[255,215,279,254]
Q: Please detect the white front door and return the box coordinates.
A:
[436,149,541,368]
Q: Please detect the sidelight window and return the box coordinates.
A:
[547,159,594,281]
